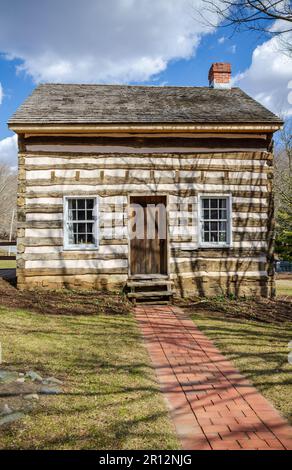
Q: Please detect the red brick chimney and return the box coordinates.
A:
[208,63,231,89]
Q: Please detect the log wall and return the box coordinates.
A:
[17,134,274,297]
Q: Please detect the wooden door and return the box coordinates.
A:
[129,196,167,276]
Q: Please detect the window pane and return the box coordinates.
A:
[87,233,93,244]
[219,221,227,231]
[211,199,218,208]
[211,210,218,219]
[219,209,227,219]
[77,223,86,233]
[68,209,76,221]
[77,199,85,209]
[87,199,94,209]
[203,199,209,209]
[77,233,86,244]
[68,199,77,210]
[67,223,74,244]
[77,210,86,220]
[211,221,217,231]
[219,199,226,208]
[210,232,218,242]
[204,232,210,242]
[204,221,210,231]
[86,223,93,233]
[203,209,209,219]
[86,210,93,220]
[219,232,227,242]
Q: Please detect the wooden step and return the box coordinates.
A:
[130,274,169,280]
[127,290,173,299]
[127,280,173,288]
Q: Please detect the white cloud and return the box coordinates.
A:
[218,36,225,44]
[236,32,292,117]
[0,83,3,105]
[0,0,217,84]
[0,135,18,167]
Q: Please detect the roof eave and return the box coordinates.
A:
[8,122,283,135]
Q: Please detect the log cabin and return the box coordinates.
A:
[8,63,283,301]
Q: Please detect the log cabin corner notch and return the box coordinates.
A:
[8,62,283,300]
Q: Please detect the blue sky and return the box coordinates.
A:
[0,0,291,165]
[0,26,277,140]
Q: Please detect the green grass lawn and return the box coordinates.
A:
[276,279,292,297]
[0,306,179,450]
[187,300,292,424]
[0,260,16,269]
[0,248,16,269]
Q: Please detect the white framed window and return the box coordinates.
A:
[198,194,232,247]
[63,196,99,250]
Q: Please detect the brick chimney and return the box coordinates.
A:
[208,63,231,89]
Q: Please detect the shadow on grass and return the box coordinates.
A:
[0,277,131,316]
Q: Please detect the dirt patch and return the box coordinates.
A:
[179,297,292,324]
[0,278,131,316]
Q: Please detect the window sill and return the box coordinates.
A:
[198,244,232,249]
[63,245,99,251]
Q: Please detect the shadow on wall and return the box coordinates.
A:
[17,149,273,299]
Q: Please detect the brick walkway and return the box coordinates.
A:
[135,305,292,450]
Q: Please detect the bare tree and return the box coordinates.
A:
[0,164,17,240]
[198,1,292,37]
[274,120,292,259]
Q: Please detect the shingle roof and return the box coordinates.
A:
[8,84,281,125]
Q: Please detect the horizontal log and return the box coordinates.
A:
[25,204,126,213]
[24,202,269,215]
[21,253,128,261]
[17,272,127,284]
[168,219,267,228]
[24,163,270,173]
[23,237,63,246]
[24,135,269,148]
[20,221,63,229]
[25,189,269,199]
[25,257,128,269]
[25,176,269,187]
[232,203,268,212]
[233,232,267,241]
[0,255,16,260]
[25,168,269,181]
[21,218,267,230]
[23,147,268,154]
[22,237,128,247]
[24,202,269,213]
[24,154,270,168]
[169,271,268,280]
[17,267,128,277]
[21,219,127,229]
[169,260,267,272]
[17,268,269,282]
[25,244,127,254]
[169,230,269,242]
[170,248,266,258]
[100,239,128,245]
[18,249,266,266]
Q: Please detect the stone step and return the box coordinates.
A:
[128,290,173,299]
